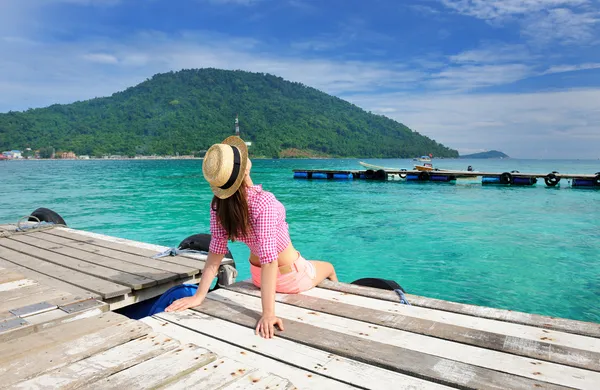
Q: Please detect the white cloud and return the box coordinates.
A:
[439,0,590,20]
[543,62,600,74]
[346,88,600,158]
[429,63,534,89]
[0,31,425,111]
[439,0,599,45]
[410,5,441,15]
[522,8,599,45]
[83,53,119,64]
[449,44,533,64]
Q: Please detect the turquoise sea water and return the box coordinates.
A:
[1,158,599,322]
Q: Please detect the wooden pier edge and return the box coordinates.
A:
[318,280,600,338]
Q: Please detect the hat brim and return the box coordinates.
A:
[210,136,249,199]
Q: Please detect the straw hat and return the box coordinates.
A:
[202,136,249,199]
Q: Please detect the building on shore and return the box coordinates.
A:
[60,151,77,159]
[2,150,23,159]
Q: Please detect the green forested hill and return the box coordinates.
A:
[0,68,458,158]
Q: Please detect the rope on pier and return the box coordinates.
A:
[394,289,411,305]
[0,216,64,239]
[151,247,209,259]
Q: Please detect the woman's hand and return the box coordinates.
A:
[165,295,204,312]
[255,315,284,338]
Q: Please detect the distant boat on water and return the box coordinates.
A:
[413,155,432,162]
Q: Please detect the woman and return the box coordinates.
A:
[166,136,338,339]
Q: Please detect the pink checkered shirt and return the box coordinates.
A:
[209,184,291,264]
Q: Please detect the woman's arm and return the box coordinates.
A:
[165,251,224,312]
[255,261,284,338]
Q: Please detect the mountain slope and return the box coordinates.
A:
[459,150,509,159]
[0,68,458,158]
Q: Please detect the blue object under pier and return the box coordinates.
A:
[482,176,501,184]
[294,171,309,179]
[572,178,598,188]
[430,175,454,182]
[512,177,537,186]
[333,173,353,180]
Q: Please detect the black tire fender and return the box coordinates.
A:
[375,169,387,181]
[544,173,560,187]
[500,172,512,184]
[351,277,406,293]
[178,233,234,261]
[28,208,66,226]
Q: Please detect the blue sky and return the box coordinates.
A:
[1,0,599,158]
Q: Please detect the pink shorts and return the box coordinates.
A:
[250,253,316,294]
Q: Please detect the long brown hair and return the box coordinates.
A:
[211,181,251,240]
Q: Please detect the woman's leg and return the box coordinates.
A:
[309,260,338,286]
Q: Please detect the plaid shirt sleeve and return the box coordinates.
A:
[209,206,229,254]
[255,195,279,265]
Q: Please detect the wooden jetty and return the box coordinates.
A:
[2,225,600,389]
[0,224,234,310]
[293,168,600,187]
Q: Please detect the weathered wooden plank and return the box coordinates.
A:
[14,233,180,283]
[12,333,180,390]
[0,313,150,387]
[87,344,217,389]
[319,280,600,338]
[0,302,108,343]
[0,246,129,299]
[0,258,98,301]
[220,371,295,390]
[193,301,557,390]
[0,239,144,291]
[152,311,447,390]
[0,278,37,292]
[49,227,234,269]
[0,267,28,284]
[162,357,259,390]
[50,228,175,257]
[0,283,69,313]
[34,231,199,277]
[208,289,597,390]
[47,228,216,270]
[0,312,130,363]
[226,282,600,371]
[305,286,600,353]
[142,316,359,390]
[304,288,600,353]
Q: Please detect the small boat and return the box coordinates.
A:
[358,161,405,170]
[413,156,432,162]
[414,163,434,172]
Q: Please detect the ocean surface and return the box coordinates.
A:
[1,158,599,322]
